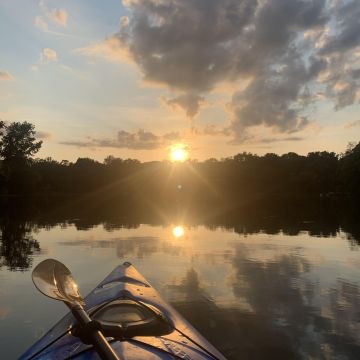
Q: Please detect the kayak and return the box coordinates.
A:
[20,262,226,359]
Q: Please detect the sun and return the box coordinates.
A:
[172,148,187,162]
[169,144,189,162]
[172,225,185,238]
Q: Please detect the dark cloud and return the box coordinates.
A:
[61,129,181,150]
[322,57,360,110]
[319,0,360,55]
[83,0,360,141]
[258,136,304,144]
[116,129,160,149]
[228,62,312,138]
[191,125,230,136]
[226,0,328,139]
[163,93,205,118]
[316,1,360,110]
[117,0,258,92]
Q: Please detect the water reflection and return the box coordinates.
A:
[168,265,303,358]
[0,196,359,242]
[58,236,183,259]
[1,196,360,359]
[229,246,317,358]
[0,215,40,271]
[167,250,360,359]
[326,279,360,357]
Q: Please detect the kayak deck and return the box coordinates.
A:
[20,262,226,359]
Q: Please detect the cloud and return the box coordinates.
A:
[32,48,58,71]
[76,37,130,62]
[61,129,182,150]
[48,9,68,27]
[228,66,312,138]
[257,136,304,144]
[162,93,205,118]
[344,119,360,129]
[40,48,58,63]
[35,131,51,140]
[0,71,13,81]
[34,15,48,31]
[116,129,161,149]
[191,125,230,136]
[120,16,129,28]
[94,0,259,92]
[79,0,360,142]
[38,1,68,28]
[318,1,360,56]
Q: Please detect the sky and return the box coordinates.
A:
[0,0,359,162]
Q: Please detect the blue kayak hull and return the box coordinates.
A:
[20,262,226,359]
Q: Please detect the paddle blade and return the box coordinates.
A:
[32,259,84,305]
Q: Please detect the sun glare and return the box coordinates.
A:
[172,225,185,238]
[169,144,189,162]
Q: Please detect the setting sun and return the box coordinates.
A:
[172,225,185,238]
[169,144,189,162]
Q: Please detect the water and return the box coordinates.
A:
[1,197,360,359]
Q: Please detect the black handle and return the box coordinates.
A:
[90,330,119,360]
[70,303,120,360]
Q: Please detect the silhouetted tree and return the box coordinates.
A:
[0,123,358,200]
[0,121,42,163]
[339,142,360,194]
[0,121,42,193]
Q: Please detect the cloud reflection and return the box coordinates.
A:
[164,248,360,359]
[58,236,183,259]
[226,244,360,359]
[1,197,360,359]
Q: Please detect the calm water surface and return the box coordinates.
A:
[1,199,360,359]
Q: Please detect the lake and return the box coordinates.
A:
[1,196,360,359]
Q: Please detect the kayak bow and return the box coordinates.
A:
[20,261,227,360]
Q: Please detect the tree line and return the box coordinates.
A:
[0,121,359,199]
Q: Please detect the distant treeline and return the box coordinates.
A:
[0,121,359,198]
[1,145,360,199]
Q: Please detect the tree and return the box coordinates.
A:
[0,121,42,193]
[0,121,42,163]
[339,141,360,194]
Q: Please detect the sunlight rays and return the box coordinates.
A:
[169,144,189,162]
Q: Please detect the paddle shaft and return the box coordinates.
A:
[70,304,120,360]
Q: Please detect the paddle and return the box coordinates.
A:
[32,259,120,360]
